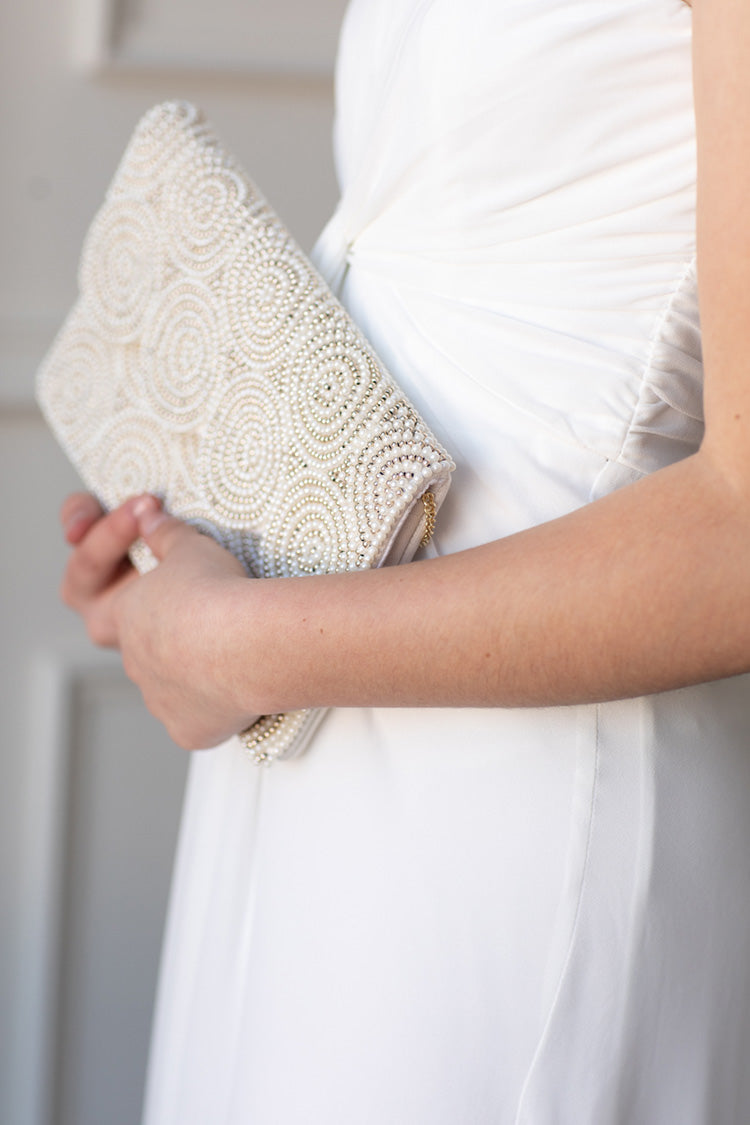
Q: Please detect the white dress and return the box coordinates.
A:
[143,3,750,1122]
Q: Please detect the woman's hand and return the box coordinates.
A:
[59,444,750,743]
[60,492,139,646]
[60,492,255,749]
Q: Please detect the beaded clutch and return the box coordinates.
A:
[36,101,454,763]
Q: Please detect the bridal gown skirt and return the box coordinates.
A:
[143,3,750,1122]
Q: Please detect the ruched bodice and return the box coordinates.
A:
[143,6,750,1124]
[317,0,698,527]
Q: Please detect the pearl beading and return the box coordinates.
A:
[37,101,455,763]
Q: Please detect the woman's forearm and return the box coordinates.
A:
[212,0,750,722]
[217,447,750,717]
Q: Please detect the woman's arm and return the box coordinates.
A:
[692,0,750,485]
[60,0,750,749]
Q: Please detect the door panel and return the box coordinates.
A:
[0,1,342,1121]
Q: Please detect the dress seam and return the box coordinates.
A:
[512,704,602,1125]
[586,254,697,500]
[615,255,696,469]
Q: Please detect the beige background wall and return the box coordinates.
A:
[0,2,347,1122]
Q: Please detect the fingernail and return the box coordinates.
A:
[132,495,158,520]
[133,496,167,536]
[63,508,90,537]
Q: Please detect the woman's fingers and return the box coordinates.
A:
[60,497,142,608]
[76,564,139,648]
[60,492,106,545]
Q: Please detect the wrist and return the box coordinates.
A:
[210,573,289,720]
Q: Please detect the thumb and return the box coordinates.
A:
[132,495,198,561]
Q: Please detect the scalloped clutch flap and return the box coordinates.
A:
[36,101,454,764]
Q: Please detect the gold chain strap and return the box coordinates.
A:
[419,490,437,548]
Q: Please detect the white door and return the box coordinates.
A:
[0,2,346,1122]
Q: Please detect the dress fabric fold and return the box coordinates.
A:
[143,3,750,1123]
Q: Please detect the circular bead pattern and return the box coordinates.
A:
[198,379,284,526]
[163,158,246,275]
[114,102,203,193]
[225,230,314,367]
[286,314,382,461]
[79,198,161,341]
[139,279,221,429]
[264,476,351,578]
[352,409,446,561]
[37,327,115,454]
[83,412,171,510]
[36,101,455,764]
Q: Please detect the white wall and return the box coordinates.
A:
[0,2,346,1122]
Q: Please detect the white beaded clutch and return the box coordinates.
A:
[37,101,454,763]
